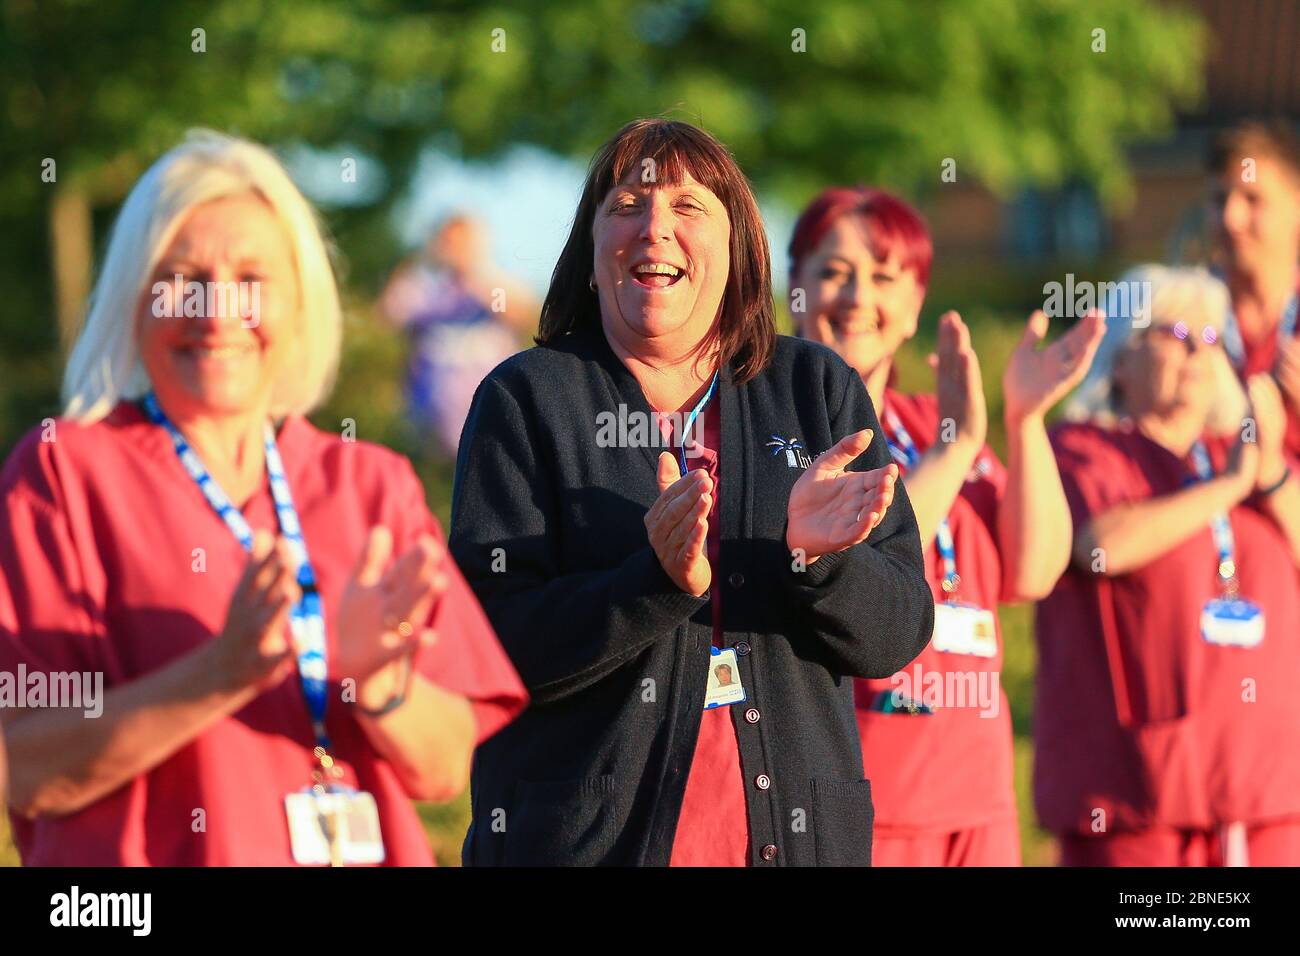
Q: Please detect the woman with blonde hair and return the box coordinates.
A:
[1038,265,1300,866]
[0,130,526,865]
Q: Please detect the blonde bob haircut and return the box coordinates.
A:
[1063,264,1248,435]
[62,129,342,423]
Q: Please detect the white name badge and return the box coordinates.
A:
[1200,598,1265,648]
[931,602,998,658]
[704,646,746,709]
[285,788,386,866]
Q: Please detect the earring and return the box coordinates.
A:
[589,276,597,292]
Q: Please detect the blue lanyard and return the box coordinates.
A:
[1222,290,1298,367]
[882,405,961,596]
[142,393,331,751]
[1187,441,1239,595]
[678,371,719,476]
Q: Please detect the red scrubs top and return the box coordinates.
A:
[1035,421,1300,835]
[0,402,528,866]
[664,399,750,866]
[1228,287,1300,466]
[854,390,1016,834]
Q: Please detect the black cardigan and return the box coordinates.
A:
[449,324,933,866]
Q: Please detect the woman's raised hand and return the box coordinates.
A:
[1248,372,1287,492]
[210,530,300,693]
[646,452,713,597]
[335,527,446,683]
[1274,337,1300,417]
[932,311,987,451]
[787,429,899,562]
[1003,308,1106,424]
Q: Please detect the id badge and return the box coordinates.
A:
[1200,598,1265,648]
[931,602,997,658]
[285,788,386,866]
[704,646,746,709]
[870,689,935,716]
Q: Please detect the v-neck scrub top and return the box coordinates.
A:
[1034,422,1300,834]
[663,395,751,866]
[1225,285,1300,467]
[854,389,1016,835]
[0,402,527,866]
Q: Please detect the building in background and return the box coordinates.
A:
[927,0,1300,272]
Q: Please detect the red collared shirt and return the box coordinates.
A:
[1035,421,1300,832]
[1228,289,1300,466]
[854,389,1016,833]
[0,402,528,865]
[663,398,750,866]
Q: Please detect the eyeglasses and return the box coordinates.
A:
[1144,322,1222,355]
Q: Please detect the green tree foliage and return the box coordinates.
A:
[0,0,1203,451]
[2,0,1204,212]
[0,0,1206,865]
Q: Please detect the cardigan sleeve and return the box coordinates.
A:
[778,367,934,679]
[449,374,709,706]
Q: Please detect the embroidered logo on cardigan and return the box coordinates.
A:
[766,435,813,469]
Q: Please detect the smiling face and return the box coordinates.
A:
[138,193,299,421]
[793,215,924,380]
[1114,320,1219,425]
[1210,154,1300,278]
[591,170,732,360]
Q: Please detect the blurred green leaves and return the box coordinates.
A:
[0,0,1204,448]
[3,0,1203,211]
[0,0,1206,447]
[0,0,1207,866]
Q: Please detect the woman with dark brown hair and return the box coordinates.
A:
[449,119,933,866]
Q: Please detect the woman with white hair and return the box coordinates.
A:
[0,131,526,865]
[1036,264,1300,866]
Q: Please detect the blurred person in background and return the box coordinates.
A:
[788,186,1104,866]
[1039,265,1300,866]
[0,131,526,866]
[450,120,933,867]
[379,214,537,459]
[1208,120,1300,465]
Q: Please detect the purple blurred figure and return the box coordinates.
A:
[380,215,536,458]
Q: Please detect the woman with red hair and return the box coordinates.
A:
[787,187,1105,865]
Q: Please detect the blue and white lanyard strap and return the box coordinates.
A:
[677,371,720,476]
[1188,440,1240,596]
[1222,291,1298,368]
[141,392,331,751]
[882,405,960,597]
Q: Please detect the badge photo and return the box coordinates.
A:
[704,646,747,709]
[931,601,997,658]
[285,789,386,866]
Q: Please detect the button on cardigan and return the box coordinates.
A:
[449,324,934,866]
